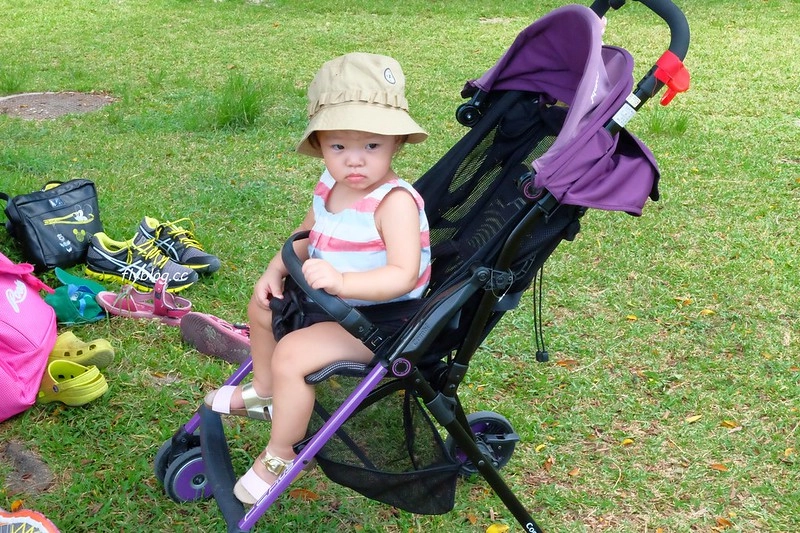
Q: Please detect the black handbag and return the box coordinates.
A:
[1,179,104,271]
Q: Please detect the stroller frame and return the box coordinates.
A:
[155,1,690,531]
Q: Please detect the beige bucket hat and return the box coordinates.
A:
[296,52,428,158]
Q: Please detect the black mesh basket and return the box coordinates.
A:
[306,377,460,515]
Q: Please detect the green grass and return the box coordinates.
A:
[1,0,799,532]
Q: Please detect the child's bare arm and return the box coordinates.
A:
[253,207,315,307]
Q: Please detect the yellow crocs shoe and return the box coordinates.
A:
[37,360,108,406]
[49,331,114,369]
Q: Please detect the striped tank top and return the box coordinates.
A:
[308,170,431,306]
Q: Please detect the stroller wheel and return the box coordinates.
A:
[154,430,203,485]
[163,447,213,502]
[446,411,518,477]
[456,103,482,127]
[154,438,173,484]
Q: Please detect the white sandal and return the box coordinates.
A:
[204,382,272,421]
[233,449,315,505]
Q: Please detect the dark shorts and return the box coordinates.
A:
[269,280,421,343]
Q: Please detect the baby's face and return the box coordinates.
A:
[317,130,401,192]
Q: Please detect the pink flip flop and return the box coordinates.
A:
[96,278,191,326]
[179,312,250,364]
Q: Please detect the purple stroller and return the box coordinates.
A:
[155,1,690,531]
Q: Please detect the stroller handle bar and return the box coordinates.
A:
[281,231,386,349]
[590,0,689,61]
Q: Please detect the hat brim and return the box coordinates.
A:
[296,102,428,158]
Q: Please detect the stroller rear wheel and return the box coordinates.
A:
[162,447,213,502]
[446,411,518,476]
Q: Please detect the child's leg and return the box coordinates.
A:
[246,292,278,397]
[205,292,277,409]
[244,321,374,486]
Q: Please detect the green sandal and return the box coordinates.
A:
[37,360,108,406]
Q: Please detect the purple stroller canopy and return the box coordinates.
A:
[466,5,660,215]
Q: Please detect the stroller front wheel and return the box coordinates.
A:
[153,438,175,484]
[446,411,519,477]
[163,447,213,502]
[456,103,482,127]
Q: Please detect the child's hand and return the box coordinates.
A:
[301,258,344,295]
[253,264,286,308]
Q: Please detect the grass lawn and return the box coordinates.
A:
[1,0,798,531]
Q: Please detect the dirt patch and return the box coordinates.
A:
[0,91,116,120]
[1,441,55,496]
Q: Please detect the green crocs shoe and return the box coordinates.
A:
[37,360,108,407]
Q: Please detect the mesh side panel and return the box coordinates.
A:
[450,131,497,195]
[417,93,580,356]
[308,377,459,514]
[425,94,564,292]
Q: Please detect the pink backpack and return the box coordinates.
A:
[0,252,57,422]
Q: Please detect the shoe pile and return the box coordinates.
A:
[84,217,220,292]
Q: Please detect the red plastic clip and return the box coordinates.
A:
[654,50,690,105]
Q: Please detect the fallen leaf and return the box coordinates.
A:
[466,513,478,525]
[699,309,716,316]
[568,468,580,477]
[288,488,319,501]
[720,420,739,429]
[535,444,547,452]
[542,455,555,472]
[710,463,729,472]
[486,524,510,533]
[685,414,703,423]
[621,438,635,446]
[674,296,693,306]
[716,516,734,528]
[785,448,794,457]
[626,314,638,321]
[11,500,23,512]
[555,359,579,369]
